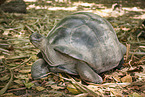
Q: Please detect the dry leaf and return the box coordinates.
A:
[121,74,132,83]
[103,83,130,88]
[51,84,65,90]
[19,69,31,73]
[9,85,20,89]
[14,80,23,85]
[74,93,88,97]
[110,89,123,97]
[87,85,99,92]
[15,74,28,80]
[67,84,81,94]
[129,92,142,97]
[24,82,34,89]
[0,75,10,81]
[36,86,45,91]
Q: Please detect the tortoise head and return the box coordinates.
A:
[30,32,55,66]
[30,32,47,50]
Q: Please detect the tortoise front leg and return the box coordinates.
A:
[31,58,49,79]
[76,62,103,84]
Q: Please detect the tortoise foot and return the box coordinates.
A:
[76,62,103,84]
[31,58,49,79]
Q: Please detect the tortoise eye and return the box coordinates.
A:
[35,34,42,39]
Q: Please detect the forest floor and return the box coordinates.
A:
[0,0,145,96]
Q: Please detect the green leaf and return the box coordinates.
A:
[24,82,34,89]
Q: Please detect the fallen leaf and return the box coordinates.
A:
[19,69,31,73]
[9,85,20,89]
[67,84,81,94]
[129,92,142,97]
[0,75,10,81]
[110,89,123,97]
[51,84,65,90]
[14,80,23,85]
[3,30,10,35]
[102,83,130,88]
[121,74,132,83]
[24,82,34,89]
[15,74,29,80]
[87,85,99,92]
[74,93,88,97]
[36,86,45,91]
[7,63,18,67]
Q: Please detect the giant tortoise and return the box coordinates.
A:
[30,12,126,83]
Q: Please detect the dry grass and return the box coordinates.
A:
[0,0,145,96]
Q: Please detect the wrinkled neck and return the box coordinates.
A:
[40,39,64,66]
[39,38,49,50]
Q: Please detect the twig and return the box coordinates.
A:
[139,46,145,49]
[11,57,31,70]
[7,87,26,92]
[25,25,35,33]
[129,52,145,55]
[0,59,14,95]
[0,48,9,53]
[131,47,139,61]
[7,55,30,60]
[126,44,130,61]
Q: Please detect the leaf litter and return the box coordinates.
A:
[0,0,145,96]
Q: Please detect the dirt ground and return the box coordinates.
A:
[0,0,145,96]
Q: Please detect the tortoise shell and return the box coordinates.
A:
[46,12,126,73]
